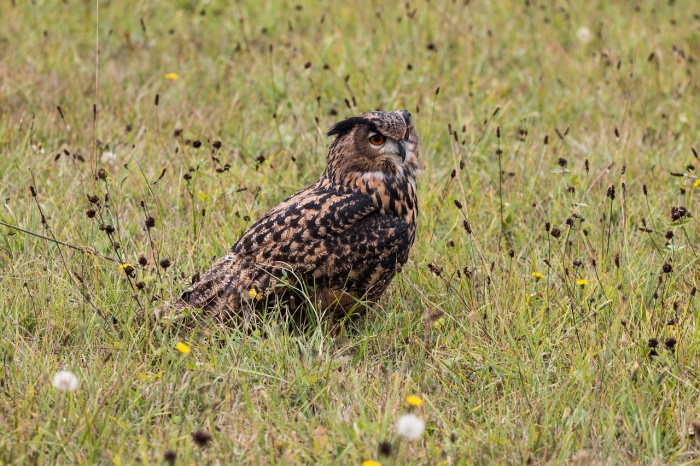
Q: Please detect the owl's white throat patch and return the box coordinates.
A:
[361,171,386,182]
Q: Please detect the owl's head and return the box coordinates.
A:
[324,109,420,185]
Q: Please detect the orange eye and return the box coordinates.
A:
[368,133,385,146]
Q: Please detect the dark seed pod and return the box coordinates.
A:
[607,185,615,200]
[192,430,212,448]
[664,337,676,350]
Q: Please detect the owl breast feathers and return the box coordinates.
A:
[160,109,420,324]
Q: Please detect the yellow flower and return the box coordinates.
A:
[576,278,588,287]
[119,263,134,270]
[248,288,262,301]
[362,461,381,466]
[175,342,190,355]
[532,272,544,280]
[406,395,424,407]
[164,73,179,80]
[694,179,700,189]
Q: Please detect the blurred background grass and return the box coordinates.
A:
[1,0,700,464]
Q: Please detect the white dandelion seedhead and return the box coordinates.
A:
[396,413,425,441]
[576,27,592,44]
[52,370,79,392]
[100,150,116,165]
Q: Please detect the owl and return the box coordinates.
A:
[158,109,420,324]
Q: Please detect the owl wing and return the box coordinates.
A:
[306,209,414,299]
[231,183,412,304]
[175,183,411,317]
[233,183,379,269]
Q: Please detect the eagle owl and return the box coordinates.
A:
[160,109,420,324]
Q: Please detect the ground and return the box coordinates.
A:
[1,0,700,464]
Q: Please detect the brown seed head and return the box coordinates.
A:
[192,430,212,448]
[379,441,392,457]
[163,450,176,465]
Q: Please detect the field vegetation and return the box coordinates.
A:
[1,0,700,463]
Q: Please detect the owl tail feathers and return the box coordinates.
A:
[151,252,241,326]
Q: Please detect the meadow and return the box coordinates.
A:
[1,0,700,464]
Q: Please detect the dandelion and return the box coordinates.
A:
[52,370,79,392]
[33,142,46,154]
[362,461,381,466]
[164,73,179,80]
[576,278,588,287]
[100,150,116,164]
[532,272,544,280]
[693,179,700,189]
[175,342,191,355]
[576,27,592,44]
[406,395,424,408]
[248,288,262,301]
[396,414,425,441]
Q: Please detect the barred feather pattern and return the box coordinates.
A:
[158,110,420,324]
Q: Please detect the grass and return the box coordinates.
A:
[1,0,700,463]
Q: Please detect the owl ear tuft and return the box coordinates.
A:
[326,117,376,137]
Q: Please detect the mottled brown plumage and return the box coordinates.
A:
[158,109,420,324]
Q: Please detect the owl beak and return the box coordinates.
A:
[398,140,406,162]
